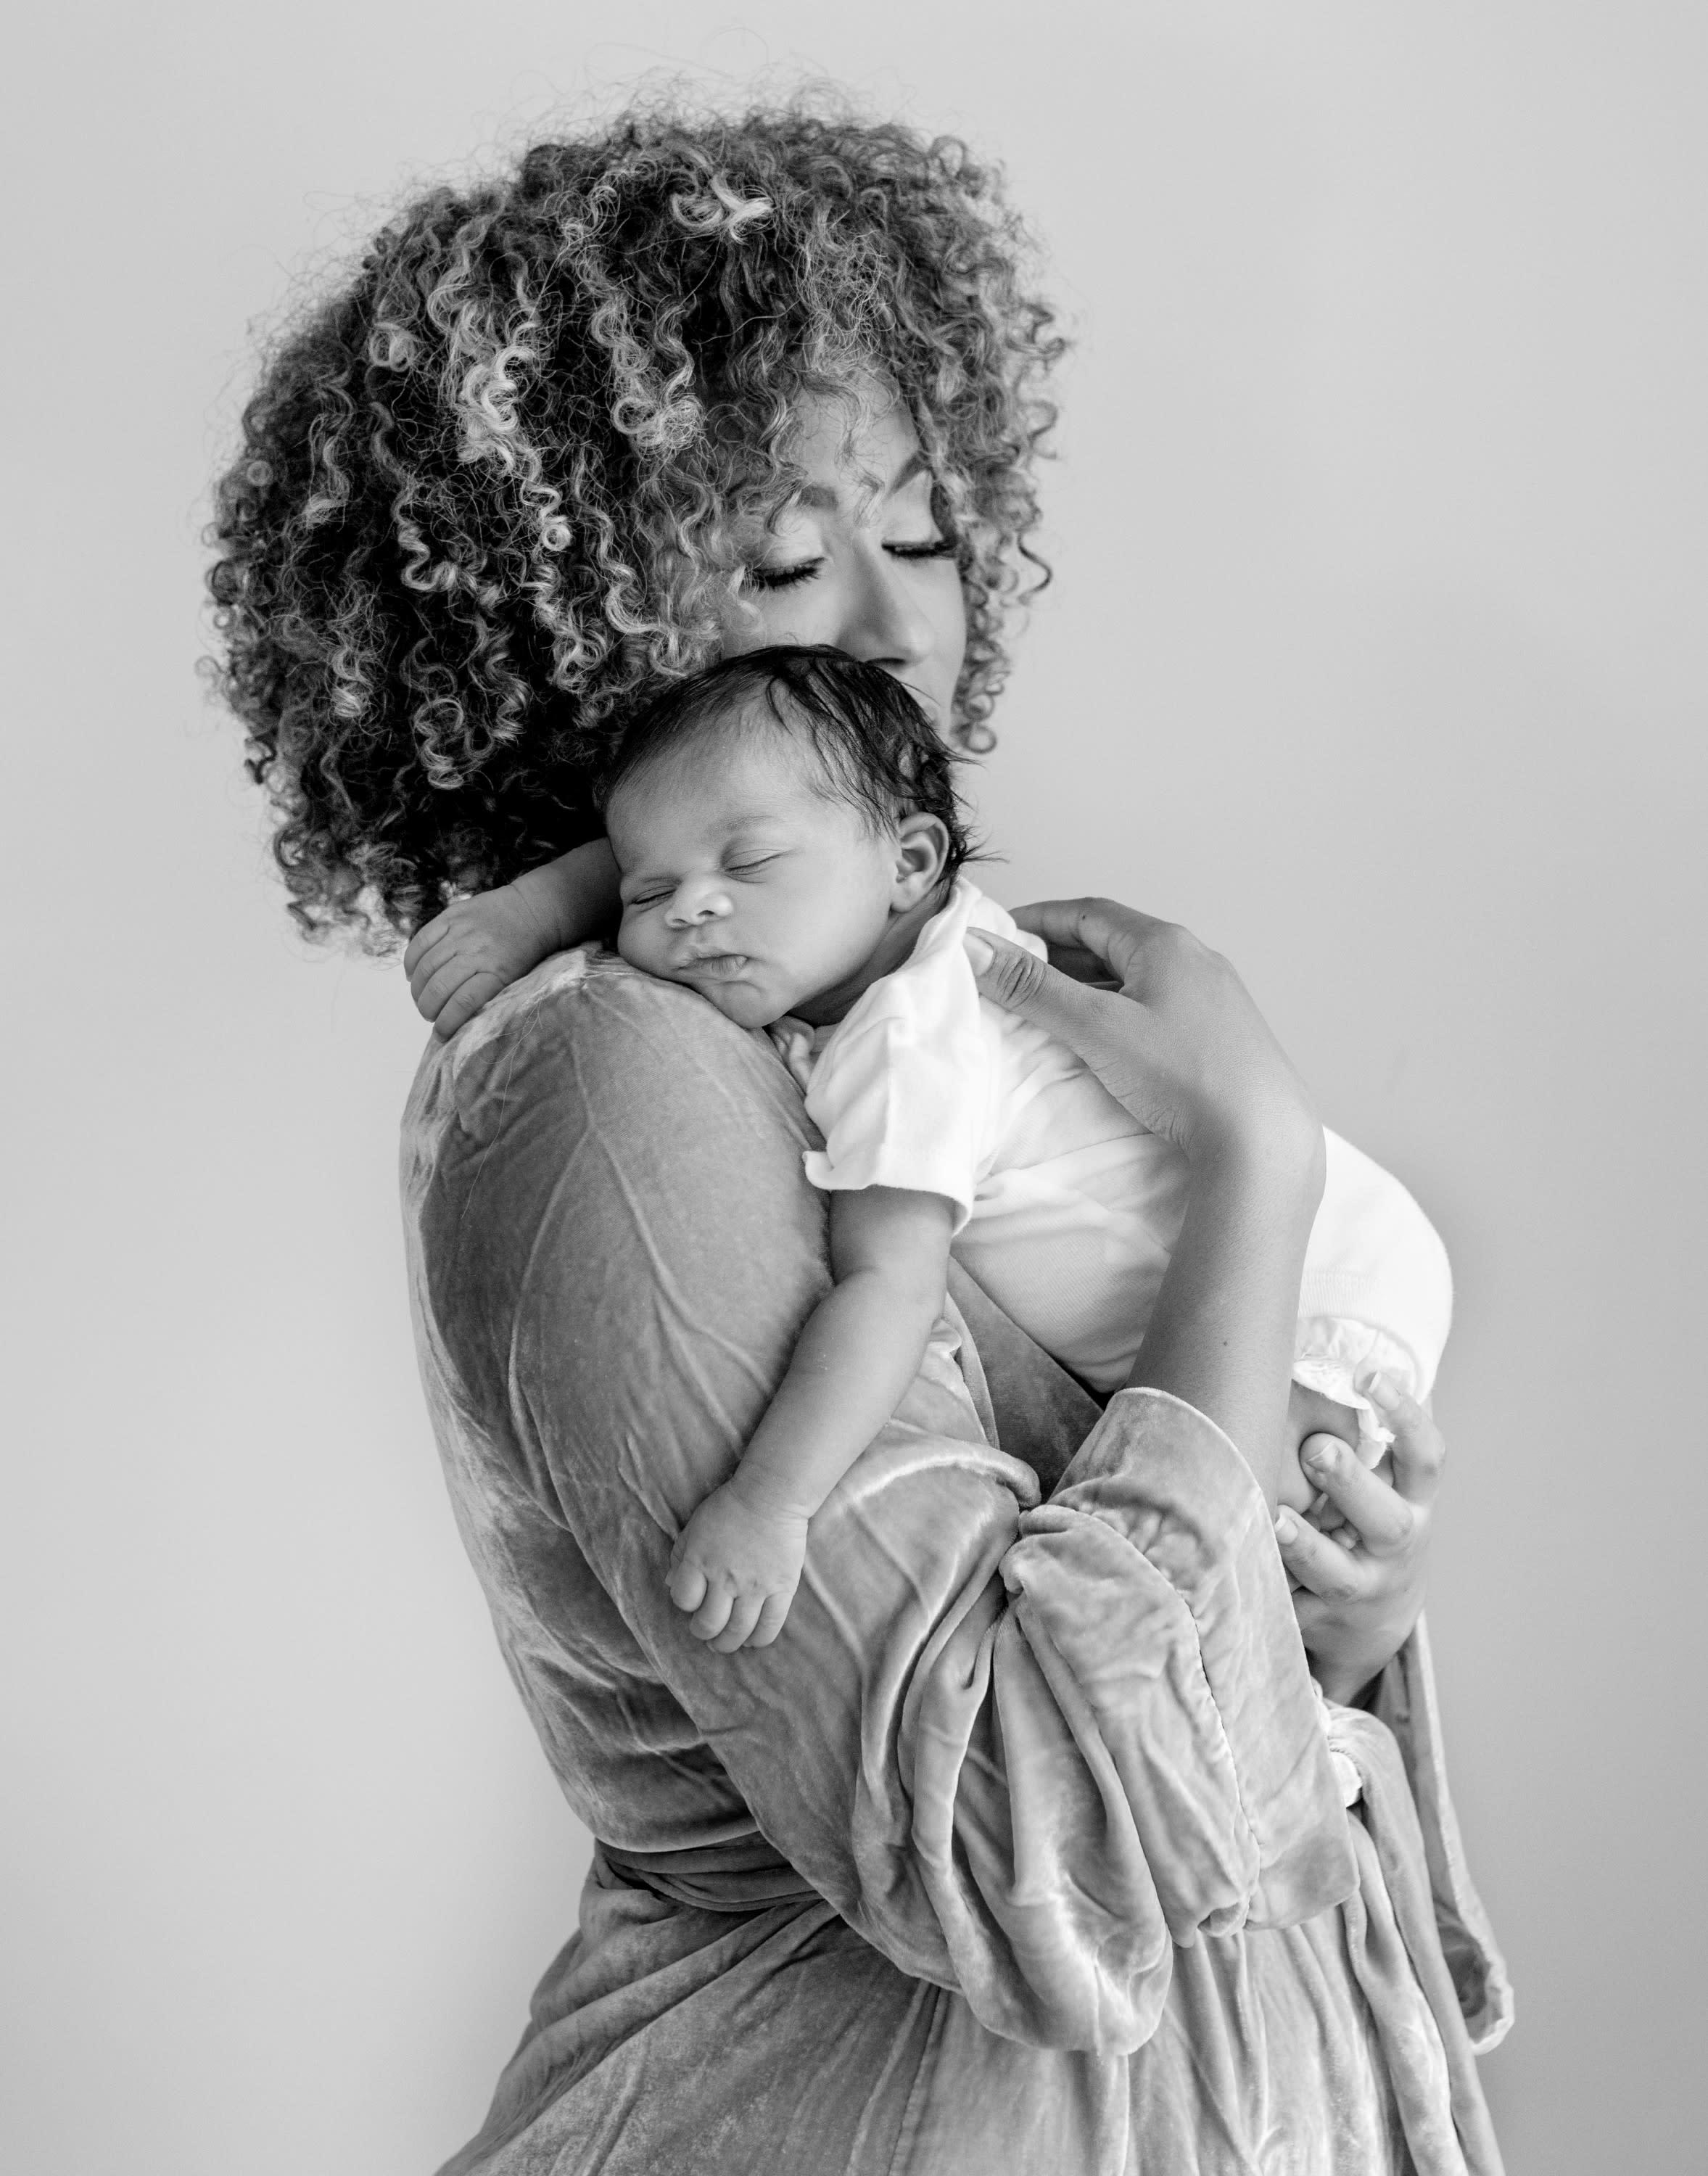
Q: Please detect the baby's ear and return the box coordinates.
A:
[892,812,952,904]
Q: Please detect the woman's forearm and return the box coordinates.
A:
[1124,1130,1324,1506]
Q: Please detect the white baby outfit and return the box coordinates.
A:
[769,878,1453,1451]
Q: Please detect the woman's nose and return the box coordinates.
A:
[834,540,935,668]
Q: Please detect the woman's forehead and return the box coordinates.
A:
[785,393,929,512]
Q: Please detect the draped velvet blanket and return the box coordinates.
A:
[402,947,1511,2175]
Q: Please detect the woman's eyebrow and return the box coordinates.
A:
[796,449,931,514]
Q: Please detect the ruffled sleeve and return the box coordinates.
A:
[1292,1128,1457,1456]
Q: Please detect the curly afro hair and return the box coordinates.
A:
[205,96,1065,944]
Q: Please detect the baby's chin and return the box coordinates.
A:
[672,968,791,1031]
[700,986,783,1029]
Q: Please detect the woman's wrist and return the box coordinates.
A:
[1311,1639,1401,1708]
[1187,1100,1324,1200]
[1126,1144,1320,1497]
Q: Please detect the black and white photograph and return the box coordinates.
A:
[4,6,1703,2172]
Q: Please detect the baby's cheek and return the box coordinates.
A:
[615,916,656,975]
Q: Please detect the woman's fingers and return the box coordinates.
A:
[1010,897,1173,992]
[1274,1507,1369,1603]
[1369,1380,1448,1509]
[965,930,1159,1116]
[1034,939,1121,989]
[1297,1433,1417,1557]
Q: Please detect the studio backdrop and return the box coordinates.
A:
[4,5,1704,2173]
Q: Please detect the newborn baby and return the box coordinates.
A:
[598,646,1451,1652]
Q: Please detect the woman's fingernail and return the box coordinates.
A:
[1366,1372,1400,1410]
[1274,1510,1297,1542]
[1303,1439,1334,1473]
[963,933,994,973]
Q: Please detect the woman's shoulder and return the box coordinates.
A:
[405,945,805,1156]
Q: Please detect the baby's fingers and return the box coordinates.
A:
[709,1593,767,1654]
[406,929,461,1003]
[403,912,452,979]
[1274,1507,1369,1604]
[667,1557,708,1617]
[746,1590,794,1649]
[411,954,479,1023]
[685,1578,735,1643]
[432,973,509,1042]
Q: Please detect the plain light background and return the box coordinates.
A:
[4,4,1703,2172]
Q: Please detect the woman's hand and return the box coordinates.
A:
[967,899,1324,1496]
[969,898,1320,1171]
[1276,1378,1443,1702]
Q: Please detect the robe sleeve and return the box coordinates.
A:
[405,954,1364,2055]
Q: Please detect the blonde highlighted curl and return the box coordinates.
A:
[207,99,1065,942]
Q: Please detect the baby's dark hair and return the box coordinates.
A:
[595,646,976,878]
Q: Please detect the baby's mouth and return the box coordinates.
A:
[677,951,751,981]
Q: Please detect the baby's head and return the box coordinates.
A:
[600,647,974,1031]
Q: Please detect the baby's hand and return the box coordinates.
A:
[667,1480,809,1654]
[403,882,561,1041]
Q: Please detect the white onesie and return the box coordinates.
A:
[769,877,1452,1446]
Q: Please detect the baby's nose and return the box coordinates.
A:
[666,876,733,926]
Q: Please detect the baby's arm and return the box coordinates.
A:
[668,1185,956,1654]
[403,839,620,1040]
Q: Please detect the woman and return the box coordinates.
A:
[209,102,1509,2172]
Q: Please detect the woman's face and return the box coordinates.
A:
[719,395,969,733]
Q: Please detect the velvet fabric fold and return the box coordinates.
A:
[404,949,1510,2175]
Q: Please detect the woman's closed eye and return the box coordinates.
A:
[746,536,957,593]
